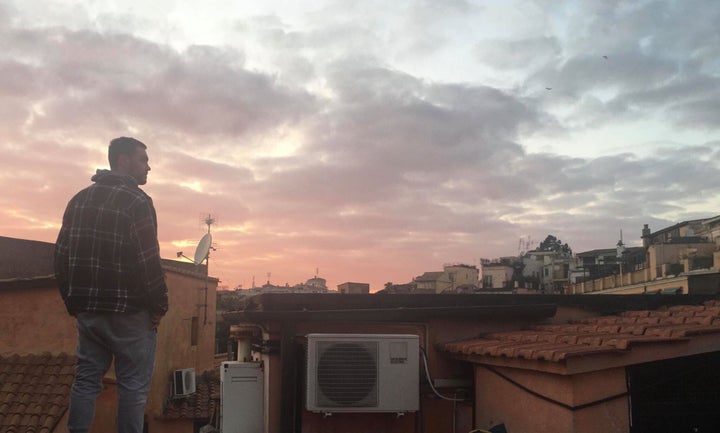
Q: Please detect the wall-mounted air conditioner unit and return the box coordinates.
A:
[306,333,419,413]
[173,368,196,397]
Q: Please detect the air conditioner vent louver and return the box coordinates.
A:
[316,341,378,407]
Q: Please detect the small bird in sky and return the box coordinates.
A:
[546,87,552,90]
[603,55,608,59]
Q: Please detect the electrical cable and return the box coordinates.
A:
[482,365,628,411]
[420,347,467,402]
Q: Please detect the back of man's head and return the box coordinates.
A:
[109,137,147,170]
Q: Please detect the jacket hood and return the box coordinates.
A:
[91,169,139,188]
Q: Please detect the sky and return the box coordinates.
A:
[1,0,719,292]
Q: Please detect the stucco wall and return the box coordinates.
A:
[0,286,122,433]
[473,365,629,433]
[0,267,217,433]
[483,266,512,289]
[445,265,479,287]
[0,285,76,355]
[147,269,217,433]
[649,243,717,276]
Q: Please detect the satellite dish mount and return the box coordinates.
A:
[193,233,212,265]
[175,233,213,266]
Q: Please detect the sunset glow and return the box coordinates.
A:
[1,0,719,291]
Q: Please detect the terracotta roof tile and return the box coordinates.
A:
[620,310,651,318]
[534,344,619,362]
[648,310,672,318]
[0,353,75,433]
[684,315,714,326]
[695,306,720,317]
[635,317,661,325]
[666,305,697,312]
[657,315,687,325]
[442,300,720,363]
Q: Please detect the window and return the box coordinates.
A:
[191,316,199,346]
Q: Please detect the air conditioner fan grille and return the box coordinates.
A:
[316,341,378,407]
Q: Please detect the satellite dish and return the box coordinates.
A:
[194,233,212,265]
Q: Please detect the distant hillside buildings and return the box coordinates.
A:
[219,213,719,297]
[480,214,720,296]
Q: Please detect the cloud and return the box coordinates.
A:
[520,0,720,131]
[1,0,718,290]
[0,23,316,139]
[476,37,562,71]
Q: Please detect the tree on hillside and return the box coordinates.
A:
[535,234,572,255]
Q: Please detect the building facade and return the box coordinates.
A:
[0,236,218,433]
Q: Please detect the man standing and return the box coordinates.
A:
[55,137,169,433]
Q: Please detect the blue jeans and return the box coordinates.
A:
[68,311,157,433]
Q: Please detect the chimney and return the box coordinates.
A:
[642,224,651,248]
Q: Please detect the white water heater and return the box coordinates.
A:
[220,361,263,433]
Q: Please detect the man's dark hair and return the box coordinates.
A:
[109,137,147,169]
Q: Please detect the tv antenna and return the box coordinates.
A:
[518,236,533,256]
[177,213,217,264]
[201,213,216,234]
[176,213,217,324]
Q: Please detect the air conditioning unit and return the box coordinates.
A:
[173,368,196,397]
[306,334,419,413]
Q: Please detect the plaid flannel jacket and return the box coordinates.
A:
[54,170,169,316]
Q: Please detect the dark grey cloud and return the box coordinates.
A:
[539,1,720,130]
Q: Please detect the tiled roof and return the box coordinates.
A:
[0,353,75,433]
[0,237,55,280]
[443,300,720,363]
[162,371,220,420]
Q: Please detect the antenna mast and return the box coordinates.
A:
[200,213,216,325]
[203,213,216,234]
[177,214,217,325]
